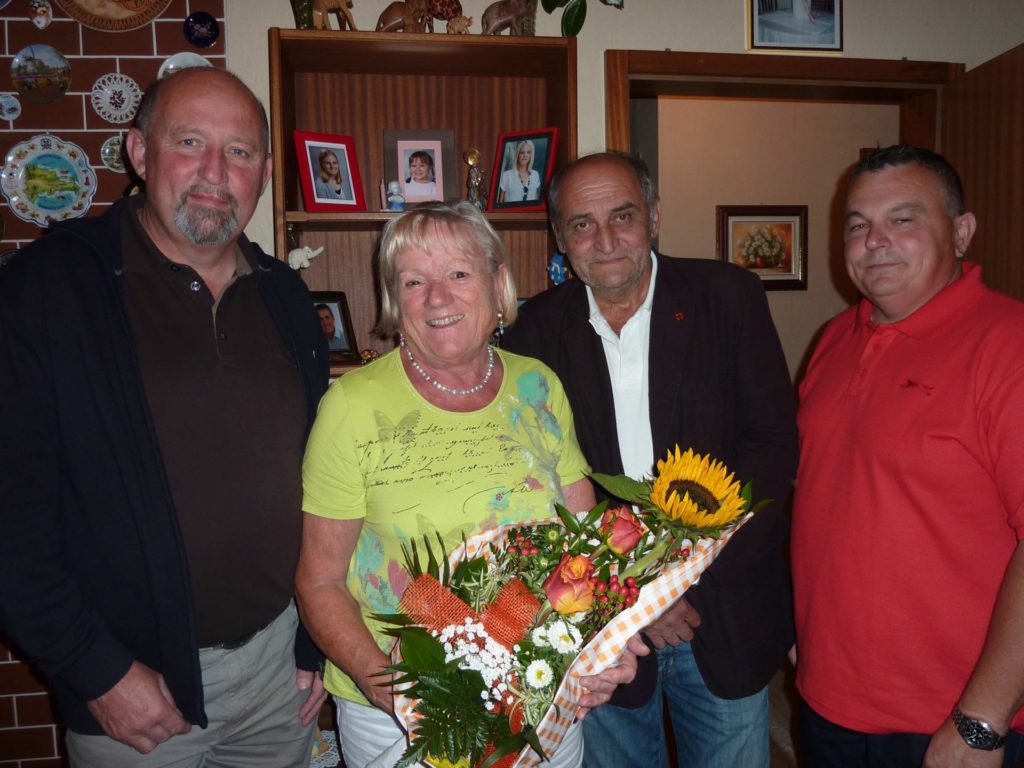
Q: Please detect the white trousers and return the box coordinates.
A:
[335,695,583,768]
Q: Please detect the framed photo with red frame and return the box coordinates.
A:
[293,130,366,213]
[487,127,558,212]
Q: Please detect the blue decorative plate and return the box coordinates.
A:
[1,134,97,225]
[183,11,219,48]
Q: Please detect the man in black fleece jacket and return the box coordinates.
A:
[0,67,329,766]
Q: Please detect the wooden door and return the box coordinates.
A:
[941,43,1024,299]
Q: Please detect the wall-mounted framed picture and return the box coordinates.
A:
[488,127,558,212]
[312,291,361,365]
[383,129,457,204]
[749,0,842,52]
[716,205,808,290]
[293,130,366,213]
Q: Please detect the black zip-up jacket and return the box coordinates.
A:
[0,198,329,734]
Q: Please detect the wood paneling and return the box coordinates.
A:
[269,29,577,358]
[942,43,1024,299]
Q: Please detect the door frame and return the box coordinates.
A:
[605,50,964,151]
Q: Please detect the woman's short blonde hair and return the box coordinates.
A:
[376,201,519,337]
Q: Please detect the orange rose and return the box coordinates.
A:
[600,505,644,556]
[542,554,595,615]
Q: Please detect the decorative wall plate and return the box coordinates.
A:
[11,44,71,105]
[91,72,141,124]
[52,0,172,32]
[0,94,21,121]
[183,11,219,48]
[1,135,97,225]
[100,134,125,173]
[157,51,212,80]
[30,0,54,29]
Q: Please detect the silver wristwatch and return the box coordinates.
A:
[952,704,1007,750]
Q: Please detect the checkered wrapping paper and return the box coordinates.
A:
[393,512,752,767]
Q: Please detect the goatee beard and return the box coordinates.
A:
[174,186,239,246]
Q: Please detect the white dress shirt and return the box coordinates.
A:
[585,251,658,481]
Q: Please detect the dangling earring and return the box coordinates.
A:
[497,310,505,336]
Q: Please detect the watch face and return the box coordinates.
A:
[954,708,1005,750]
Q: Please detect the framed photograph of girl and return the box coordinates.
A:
[383,129,457,204]
[488,127,558,212]
[293,130,367,213]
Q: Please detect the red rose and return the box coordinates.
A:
[542,554,595,615]
[600,505,644,556]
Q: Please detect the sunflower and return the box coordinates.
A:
[425,757,470,768]
[648,447,746,536]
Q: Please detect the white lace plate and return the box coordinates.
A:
[90,73,141,124]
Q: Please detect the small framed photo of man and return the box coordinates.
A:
[294,130,367,212]
[488,127,559,212]
[312,291,360,364]
[383,129,457,204]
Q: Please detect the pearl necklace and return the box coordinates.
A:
[402,338,495,396]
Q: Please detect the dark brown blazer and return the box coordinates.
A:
[503,253,797,703]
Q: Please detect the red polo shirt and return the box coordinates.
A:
[793,262,1024,734]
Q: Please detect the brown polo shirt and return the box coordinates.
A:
[122,198,306,646]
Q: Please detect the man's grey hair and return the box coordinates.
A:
[546,152,659,242]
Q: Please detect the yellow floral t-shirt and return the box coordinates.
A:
[302,348,590,704]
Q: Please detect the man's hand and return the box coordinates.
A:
[924,719,1004,768]
[576,634,650,720]
[86,661,190,754]
[642,596,702,649]
[296,668,328,727]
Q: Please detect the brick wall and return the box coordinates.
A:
[0,4,225,763]
[0,0,226,253]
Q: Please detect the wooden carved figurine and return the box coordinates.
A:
[312,0,357,30]
[446,14,472,33]
[425,0,462,31]
[481,0,531,35]
[375,0,428,32]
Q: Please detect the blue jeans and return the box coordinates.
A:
[582,642,769,768]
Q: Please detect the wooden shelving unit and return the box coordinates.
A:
[268,28,577,354]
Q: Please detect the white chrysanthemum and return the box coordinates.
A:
[531,627,549,646]
[547,620,578,653]
[525,660,554,689]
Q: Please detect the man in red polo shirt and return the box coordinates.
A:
[792,145,1024,767]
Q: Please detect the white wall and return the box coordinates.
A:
[226,0,1023,374]
[227,0,1024,248]
[656,99,900,377]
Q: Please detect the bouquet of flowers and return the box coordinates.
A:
[376,447,769,768]
[738,225,788,268]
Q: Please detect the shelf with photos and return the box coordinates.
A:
[268,28,577,361]
[283,210,556,230]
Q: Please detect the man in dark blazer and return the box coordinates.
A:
[503,152,797,767]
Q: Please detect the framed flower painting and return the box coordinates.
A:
[716,205,807,290]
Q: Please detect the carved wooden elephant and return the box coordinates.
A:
[481,0,532,34]
[375,0,429,32]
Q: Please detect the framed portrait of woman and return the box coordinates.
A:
[294,130,366,213]
[487,127,558,212]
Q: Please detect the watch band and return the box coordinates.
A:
[952,704,1008,750]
